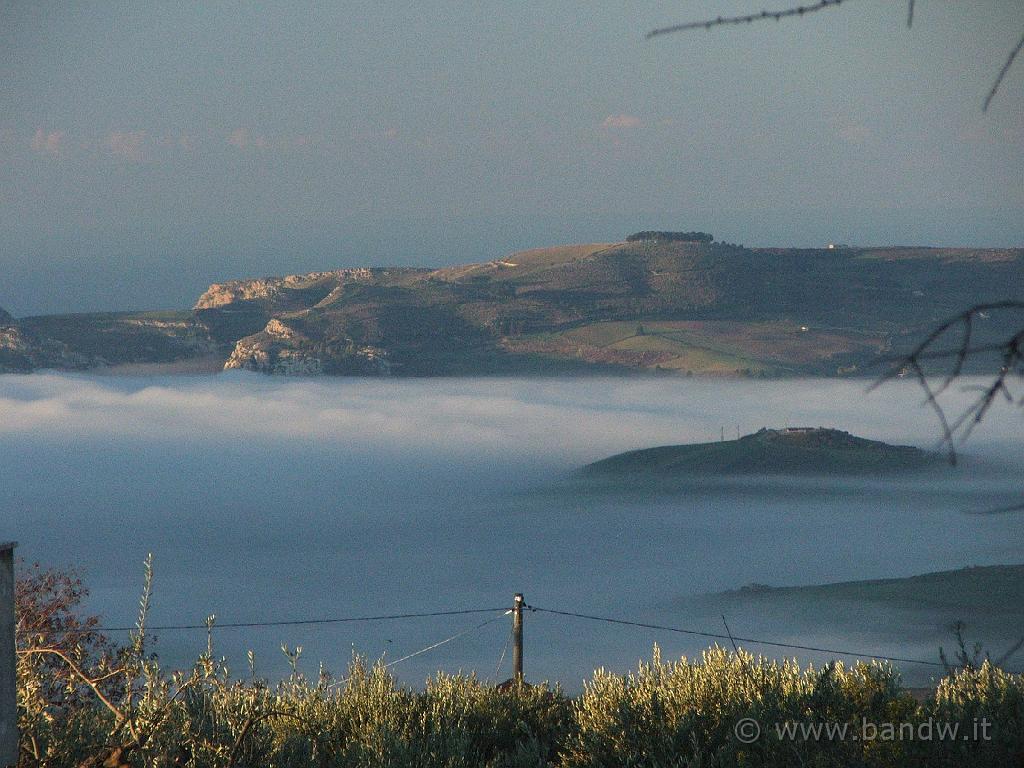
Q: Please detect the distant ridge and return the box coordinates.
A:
[583,427,943,477]
[3,238,1023,375]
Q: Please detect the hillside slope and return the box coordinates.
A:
[3,240,1023,375]
[198,241,1024,376]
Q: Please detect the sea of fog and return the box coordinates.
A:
[1,373,1022,689]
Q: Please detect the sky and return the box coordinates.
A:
[1,1,1022,315]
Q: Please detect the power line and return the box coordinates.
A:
[44,598,1018,674]
[329,614,504,688]
[382,615,503,671]
[494,625,513,681]
[527,605,948,668]
[72,607,507,634]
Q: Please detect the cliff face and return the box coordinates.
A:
[193,269,389,311]
[0,323,90,373]
[0,306,11,324]
[3,312,218,373]
[222,318,391,375]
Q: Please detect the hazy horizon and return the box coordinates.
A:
[2,1,1022,315]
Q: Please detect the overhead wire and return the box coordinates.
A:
[65,607,508,634]
[526,605,949,668]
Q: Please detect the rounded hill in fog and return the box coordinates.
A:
[583,427,944,477]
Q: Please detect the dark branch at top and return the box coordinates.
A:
[646,2,1021,112]
[984,31,1024,112]
[647,0,849,39]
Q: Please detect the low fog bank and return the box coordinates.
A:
[1,372,1021,464]
[0,373,1021,688]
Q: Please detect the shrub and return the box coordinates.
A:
[561,645,916,768]
[626,231,714,243]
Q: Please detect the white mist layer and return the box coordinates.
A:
[0,372,1019,464]
[0,373,1021,689]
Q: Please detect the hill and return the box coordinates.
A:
[2,240,1023,375]
[583,427,942,476]
[676,563,1024,684]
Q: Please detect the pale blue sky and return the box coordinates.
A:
[1,1,1021,314]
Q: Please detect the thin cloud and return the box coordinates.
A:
[227,128,249,149]
[108,131,147,160]
[227,128,268,150]
[836,123,872,144]
[601,114,643,129]
[30,128,64,156]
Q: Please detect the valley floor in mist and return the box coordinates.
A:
[1,373,1021,688]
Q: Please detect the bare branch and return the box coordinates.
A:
[984,31,1024,112]
[647,4,1020,112]
[871,302,1024,464]
[647,0,849,39]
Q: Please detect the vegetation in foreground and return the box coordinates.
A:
[13,561,1024,767]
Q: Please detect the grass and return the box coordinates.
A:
[507,320,887,376]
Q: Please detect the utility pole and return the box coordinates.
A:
[0,542,16,768]
[512,593,524,684]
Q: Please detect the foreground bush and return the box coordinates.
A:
[13,562,1024,766]
[18,646,1024,767]
[562,646,917,768]
[19,653,570,768]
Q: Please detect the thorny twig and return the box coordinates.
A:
[647,0,849,37]
[647,2,1022,112]
[870,302,1024,469]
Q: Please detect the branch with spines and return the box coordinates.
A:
[871,301,1024,514]
[647,2,1023,112]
